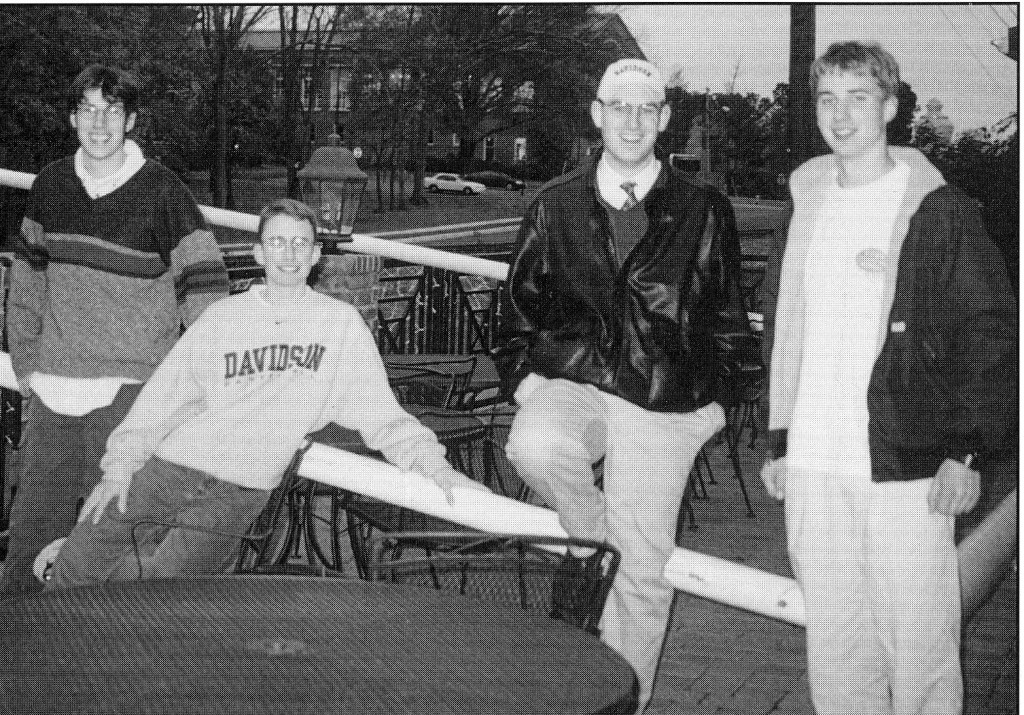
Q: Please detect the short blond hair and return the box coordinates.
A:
[810,41,900,99]
[257,198,319,243]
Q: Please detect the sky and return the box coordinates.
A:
[614,3,1018,134]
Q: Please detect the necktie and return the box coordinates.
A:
[620,181,639,210]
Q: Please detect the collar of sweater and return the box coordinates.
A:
[75,139,146,199]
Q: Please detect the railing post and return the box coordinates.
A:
[315,253,381,332]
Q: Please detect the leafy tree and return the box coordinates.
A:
[914,117,1018,287]
[889,80,918,146]
[415,5,620,171]
[0,6,203,241]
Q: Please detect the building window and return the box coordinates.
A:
[301,74,314,111]
[514,137,526,162]
[452,133,460,148]
[426,127,435,146]
[484,136,495,161]
[330,67,351,112]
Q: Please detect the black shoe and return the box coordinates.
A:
[550,550,604,636]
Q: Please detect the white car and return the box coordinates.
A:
[423,173,486,195]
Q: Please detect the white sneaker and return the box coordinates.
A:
[33,537,67,584]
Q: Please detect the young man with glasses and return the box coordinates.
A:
[495,58,753,712]
[48,198,486,588]
[1,64,229,596]
[762,42,1015,714]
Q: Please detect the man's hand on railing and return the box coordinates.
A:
[430,465,492,506]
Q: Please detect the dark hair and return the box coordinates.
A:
[257,198,320,243]
[69,64,140,115]
[810,41,900,100]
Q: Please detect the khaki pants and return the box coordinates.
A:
[785,466,962,715]
[507,375,724,712]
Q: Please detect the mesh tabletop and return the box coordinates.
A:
[1,577,637,715]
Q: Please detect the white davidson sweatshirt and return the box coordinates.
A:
[101,287,451,491]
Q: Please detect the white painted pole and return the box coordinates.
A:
[0,168,509,282]
[299,443,810,626]
[960,489,1017,620]
[0,352,15,392]
[0,168,34,191]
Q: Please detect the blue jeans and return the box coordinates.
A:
[1,384,143,597]
[49,456,271,589]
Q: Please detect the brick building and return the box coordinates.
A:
[242,11,645,174]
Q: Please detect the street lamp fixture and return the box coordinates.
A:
[296,139,368,254]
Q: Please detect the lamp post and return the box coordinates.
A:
[298,137,380,333]
[296,137,368,255]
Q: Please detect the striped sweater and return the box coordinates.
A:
[9,157,229,383]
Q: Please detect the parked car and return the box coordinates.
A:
[463,170,525,192]
[423,173,486,195]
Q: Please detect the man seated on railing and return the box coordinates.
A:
[494,59,755,713]
[48,199,487,588]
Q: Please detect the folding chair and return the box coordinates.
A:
[368,531,620,637]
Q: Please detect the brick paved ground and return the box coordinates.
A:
[649,438,1018,715]
[312,425,1017,715]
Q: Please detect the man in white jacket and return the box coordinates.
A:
[49,199,485,587]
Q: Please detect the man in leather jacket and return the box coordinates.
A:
[761,42,1016,715]
[494,58,753,712]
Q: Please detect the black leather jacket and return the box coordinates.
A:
[494,157,754,413]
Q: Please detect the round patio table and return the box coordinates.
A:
[1,576,637,715]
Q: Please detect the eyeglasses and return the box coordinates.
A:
[76,103,127,123]
[597,99,665,121]
[262,235,317,251]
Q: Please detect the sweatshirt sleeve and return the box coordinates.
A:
[328,314,451,478]
[99,316,210,484]
[162,174,230,327]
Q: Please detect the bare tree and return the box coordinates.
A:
[725,59,743,94]
[350,6,427,211]
[197,5,272,208]
[276,5,356,198]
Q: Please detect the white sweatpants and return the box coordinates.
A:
[507,375,724,712]
[785,466,962,715]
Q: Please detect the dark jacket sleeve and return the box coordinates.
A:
[708,192,759,408]
[492,199,547,401]
[940,193,1017,458]
[763,200,792,460]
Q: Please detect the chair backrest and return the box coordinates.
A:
[367,531,620,635]
[387,356,478,409]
